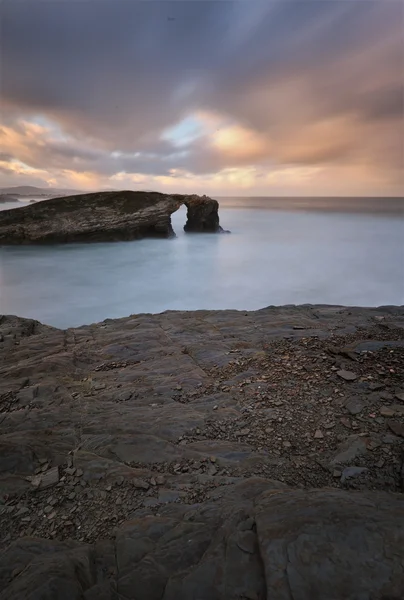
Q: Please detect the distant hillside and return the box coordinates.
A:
[0,185,83,197]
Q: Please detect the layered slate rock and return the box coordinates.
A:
[0,190,225,244]
[1,483,403,599]
[1,305,404,598]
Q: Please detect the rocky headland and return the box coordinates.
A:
[0,194,19,204]
[0,190,226,244]
[0,304,404,599]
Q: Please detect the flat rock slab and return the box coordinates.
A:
[337,369,358,381]
[1,484,404,599]
[0,305,404,598]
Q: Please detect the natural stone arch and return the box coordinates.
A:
[0,190,228,244]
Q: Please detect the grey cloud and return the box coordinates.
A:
[358,86,404,121]
[0,0,403,178]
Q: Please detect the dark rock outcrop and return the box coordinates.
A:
[183,194,227,233]
[0,190,226,244]
[0,194,18,203]
[1,484,404,600]
[1,305,404,598]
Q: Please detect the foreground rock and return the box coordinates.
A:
[0,305,404,598]
[0,190,226,244]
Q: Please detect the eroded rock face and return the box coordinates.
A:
[0,190,226,244]
[183,194,226,233]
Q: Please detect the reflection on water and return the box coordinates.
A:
[0,204,403,328]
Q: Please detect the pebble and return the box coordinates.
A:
[369,383,384,391]
[92,383,106,390]
[132,478,150,490]
[337,370,358,382]
[380,407,395,418]
[341,467,368,483]
[345,398,364,415]
[314,430,324,439]
[387,421,404,438]
[237,428,250,436]
[16,507,29,517]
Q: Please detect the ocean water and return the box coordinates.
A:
[0,200,403,329]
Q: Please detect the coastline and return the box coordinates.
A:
[1,304,403,597]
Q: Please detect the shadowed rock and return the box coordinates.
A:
[0,190,227,244]
[1,484,403,599]
[1,305,404,598]
[0,194,18,203]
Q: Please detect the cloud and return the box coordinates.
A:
[0,0,402,195]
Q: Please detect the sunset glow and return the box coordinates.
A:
[0,0,402,196]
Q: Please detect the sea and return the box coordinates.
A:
[0,197,403,329]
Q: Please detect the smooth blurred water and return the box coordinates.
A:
[0,203,403,328]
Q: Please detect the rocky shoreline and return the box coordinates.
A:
[1,305,404,598]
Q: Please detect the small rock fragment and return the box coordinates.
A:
[329,435,368,466]
[345,398,365,415]
[337,370,357,382]
[38,467,59,490]
[132,477,150,490]
[340,466,368,483]
[387,421,404,438]
[380,407,395,418]
[314,430,324,439]
[369,383,384,391]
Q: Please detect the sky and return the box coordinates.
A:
[0,0,403,196]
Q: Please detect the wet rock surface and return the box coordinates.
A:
[1,304,404,598]
[0,190,225,244]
